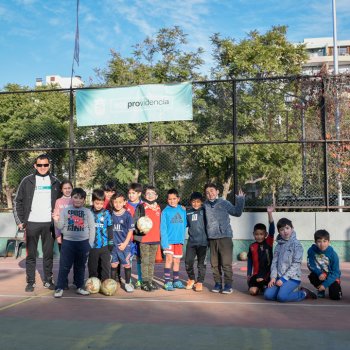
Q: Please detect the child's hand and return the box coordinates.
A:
[118,242,126,251]
[276,279,283,287]
[268,278,276,288]
[317,285,326,291]
[237,189,245,197]
[319,273,327,281]
[52,212,59,222]
[56,235,62,244]
[267,205,275,213]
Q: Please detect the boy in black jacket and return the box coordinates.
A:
[247,206,275,295]
[185,192,208,292]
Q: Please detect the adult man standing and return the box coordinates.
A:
[13,154,61,292]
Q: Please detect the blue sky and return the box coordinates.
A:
[0,0,349,89]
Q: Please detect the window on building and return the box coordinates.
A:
[308,48,325,57]
[339,47,349,56]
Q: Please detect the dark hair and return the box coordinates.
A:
[314,229,330,242]
[35,154,50,164]
[128,182,143,193]
[110,191,126,209]
[167,188,179,197]
[103,180,117,192]
[254,223,267,232]
[190,192,203,202]
[71,187,87,199]
[204,183,218,191]
[92,188,105,202]
[60,179,73,191]
[143,185,158,195]
[277,218,293,230]
[58,179,73,198]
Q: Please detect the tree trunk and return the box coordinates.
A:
[3,154,13,209]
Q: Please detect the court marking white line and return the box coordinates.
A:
[0,294,348,308]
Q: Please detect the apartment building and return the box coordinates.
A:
[302,37,350,75]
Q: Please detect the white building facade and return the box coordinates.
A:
[302,37,350,75]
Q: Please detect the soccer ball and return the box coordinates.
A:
[100,278,118,296]
[85,277,101,294]
[137,216,153,234]
[239,251,248,261]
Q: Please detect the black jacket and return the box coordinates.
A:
[186,207,208,247]
[13,173,61,225]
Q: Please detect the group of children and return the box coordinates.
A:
[247,208,342,301]
[51,179,342,301]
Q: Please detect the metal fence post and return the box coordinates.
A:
[69,88,76,185]
[148,122,154,186]
[321,79,329,211]
[232,79,238,203]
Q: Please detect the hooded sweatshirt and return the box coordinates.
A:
[270,231,303,282]
[307,244,341,288]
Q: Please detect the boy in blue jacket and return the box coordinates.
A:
[307,229,342,300]
[161,189,187,291]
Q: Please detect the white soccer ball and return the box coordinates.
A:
[137,216,153,234]
[85,277,101,294]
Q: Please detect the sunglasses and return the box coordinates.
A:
[36,164,50,168]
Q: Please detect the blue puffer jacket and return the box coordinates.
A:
[203,196,245,239]
[307,244,341,288]
[270,231,303,281]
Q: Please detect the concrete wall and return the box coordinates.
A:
[1,212,349,260]
[231,212,350,241]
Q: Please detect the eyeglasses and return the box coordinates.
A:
[145,192,157,196]
[36,164,50,167]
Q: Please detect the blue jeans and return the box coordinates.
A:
[264,279,306,302]
[57,239,90,289]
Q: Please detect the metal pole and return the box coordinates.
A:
[301,106,307,196]
[148,123,154,186]
[332,0,339,74]
[69,88,75,185]
[232,80,238,203]
[321,79,329,211]
[332,0,342,210]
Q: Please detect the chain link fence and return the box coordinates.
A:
[1,75,349,210]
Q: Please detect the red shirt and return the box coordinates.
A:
[141,203,161,244]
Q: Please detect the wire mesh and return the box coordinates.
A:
[1,76,350,210]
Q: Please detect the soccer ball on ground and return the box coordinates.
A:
[100,278,118,296]
[238,251,248,261]
[85,277,101,294]
[137,216,153,234]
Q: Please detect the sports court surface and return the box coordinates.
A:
[0,258,349,350]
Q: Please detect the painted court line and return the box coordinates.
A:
[0,290,52,312]
[0,293,348,308]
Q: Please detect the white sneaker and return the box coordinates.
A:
[54,289,63,298]
[125,283,134,293]
[76,288,90,296]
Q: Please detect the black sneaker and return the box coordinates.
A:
[301,287,317,299]
[317,290,325,298]
[141,282,153,292]
[150,281,159,290]
[25,283,35,292]
[43,280,55,290]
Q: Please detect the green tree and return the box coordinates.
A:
[199,26,309,201]
[0,84,69,208]
[80,26,205,197]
